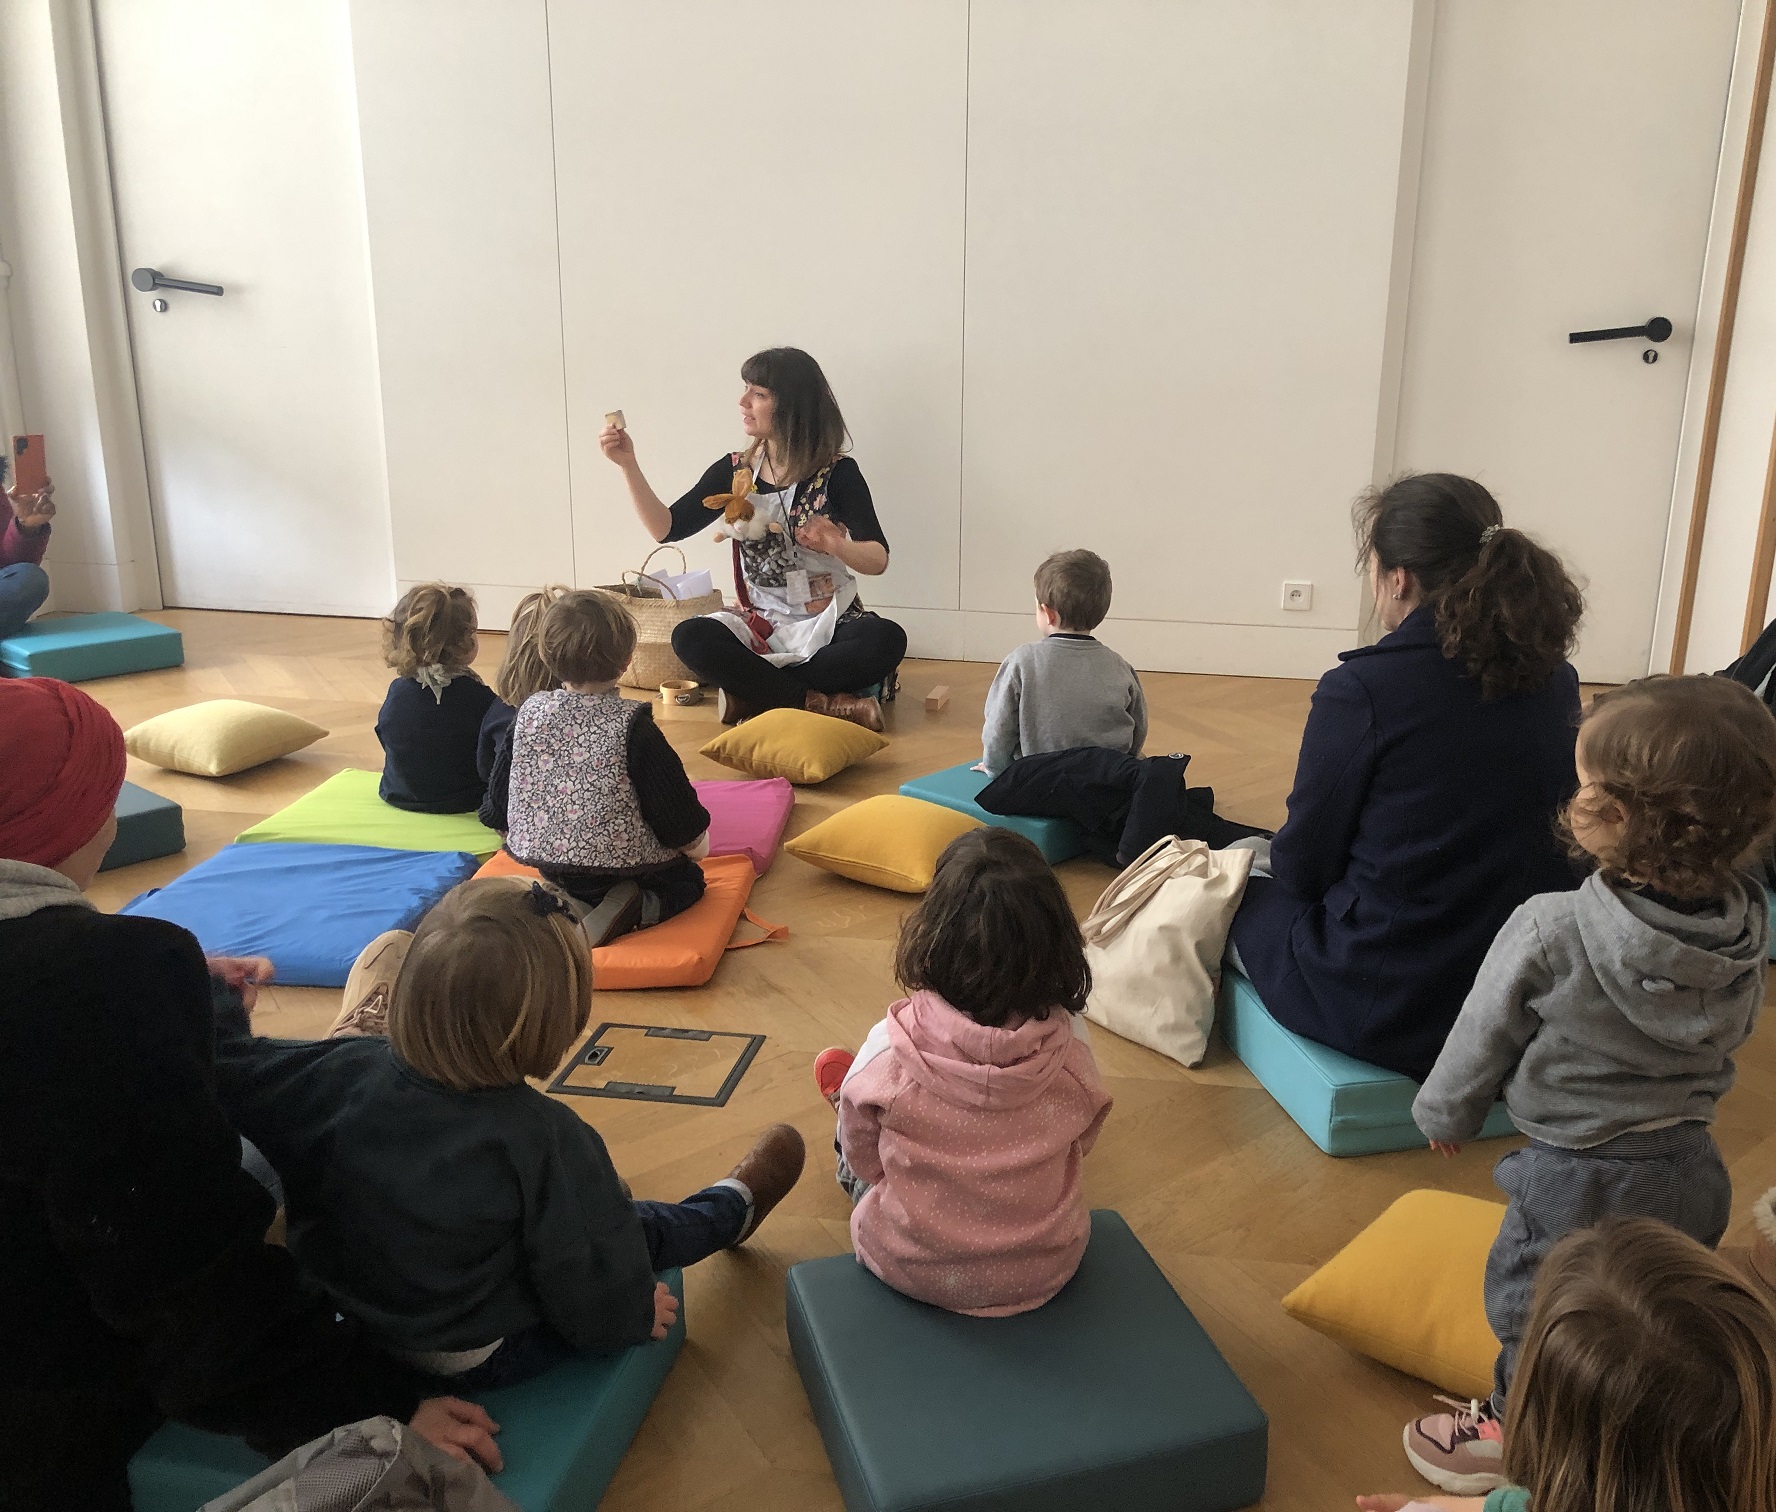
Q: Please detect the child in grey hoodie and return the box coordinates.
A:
[1403,674,1776,1496]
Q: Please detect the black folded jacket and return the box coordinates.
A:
[976,748,1271,867]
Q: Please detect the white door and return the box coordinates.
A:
[1393,0,1743,682]
[96,0,393,616]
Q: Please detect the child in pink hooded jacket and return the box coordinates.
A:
[813,828,1112,1316]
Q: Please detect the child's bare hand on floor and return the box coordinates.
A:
[652,1281,679,1339]
[1430,1139,1463,1158]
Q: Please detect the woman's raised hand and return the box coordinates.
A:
[10,478,55,529]
[600,424,636,468]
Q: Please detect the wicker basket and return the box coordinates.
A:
[598,546,724,690]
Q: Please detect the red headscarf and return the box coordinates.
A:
[0,678,127,868]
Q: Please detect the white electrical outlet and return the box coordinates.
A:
[1282,580,1313,611]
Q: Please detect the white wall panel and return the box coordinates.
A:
[351,0,572,624]
[547,0,967,612]
[960,0,1416,650]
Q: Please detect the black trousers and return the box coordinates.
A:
[672,612,907,710]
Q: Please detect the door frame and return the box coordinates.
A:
[0,0,162,615]
[1654,0,1770,673]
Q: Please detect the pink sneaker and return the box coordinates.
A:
[1403,1397,1506,1494]
[814,1047,854,1106]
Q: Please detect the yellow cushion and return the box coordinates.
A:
[784,795,982,892]
[125,700,329,777]
[1281,1189,1503,1397]
[700,707,887,785]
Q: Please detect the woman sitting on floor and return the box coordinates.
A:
[601,346,905,731]
[1227,473,1585,1081]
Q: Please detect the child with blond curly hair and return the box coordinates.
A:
[376,582,495,813]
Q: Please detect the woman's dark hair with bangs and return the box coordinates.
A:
[741,347,849,484]
[1356,472,1585,700]
[893,828,1091,1029]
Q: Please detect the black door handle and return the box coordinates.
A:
[1569,316,1671,344]
[131,267,223,297]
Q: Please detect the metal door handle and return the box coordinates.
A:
[1569,316,1671,344]
[130,267,223,297]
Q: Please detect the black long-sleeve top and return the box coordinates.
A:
[663,454,888,548]
[376,673,498,814]
[0,900,426,1484]
[211,995,657,1359]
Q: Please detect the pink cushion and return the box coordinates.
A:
[694,778,795,876]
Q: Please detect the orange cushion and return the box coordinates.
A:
[473,851,780,988]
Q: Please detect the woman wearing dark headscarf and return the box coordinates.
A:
[0,677,500,1509]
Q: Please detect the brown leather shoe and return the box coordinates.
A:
[810,690,885,733]
[726,1123,806,1245]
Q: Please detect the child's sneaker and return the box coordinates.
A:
[1403,1397,1506,1494]
[814,1047,854,1106]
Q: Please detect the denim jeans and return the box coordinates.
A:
[0,562,49,638]
[444,1184,750,1391]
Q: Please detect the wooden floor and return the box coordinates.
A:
[84,610,1776,1511]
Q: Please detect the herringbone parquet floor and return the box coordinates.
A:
[81,610,1775,1512]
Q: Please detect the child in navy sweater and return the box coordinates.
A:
[376,583,496,813]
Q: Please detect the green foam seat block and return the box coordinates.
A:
[787,1211,1267,1512]
[100,781,185,872]
[235,767,501,857]
[1217,966,1516,1157]
[127,1270,685,1511]
[0,611,184,682]
[897,763,1086,864]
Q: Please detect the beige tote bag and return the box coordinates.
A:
[1081,836,1254,1069]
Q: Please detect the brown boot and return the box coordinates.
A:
[809,690,884,733]
[330,929,412,1037]
[725,1123,806,1245]
[802,689,832,718]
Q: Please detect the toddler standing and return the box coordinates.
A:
[814,829,1112,1316]
[1405,674,1776,1493]
[215,876,805,1388]
[487,589,710,945]
[980,549,1147,776]
[376,583,496,814]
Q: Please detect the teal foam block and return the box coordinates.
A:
[0,611,183,682]
[100,781,185,872]
[787,1212,1267,1512]
[897,763,1086,864]
[128,1269,686,1512]
[1217,967,1517,1157]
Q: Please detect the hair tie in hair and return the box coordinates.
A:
[525,880,575,920]
[1479,524,1501,545]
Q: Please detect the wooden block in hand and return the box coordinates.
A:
[924,685,951,713]
[605,409,626,430]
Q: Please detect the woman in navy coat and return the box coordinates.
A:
[1227,474,1585,1082]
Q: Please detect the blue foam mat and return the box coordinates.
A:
[119,841,478,987]
[787,1211,1266,1512]
[0,610,184,681]
[101,781,185,871]
[898,763,1086,864]
[129,1272,686,1512]
[1217,966,1516,1157]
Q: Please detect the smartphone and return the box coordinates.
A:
[9,434,46,495]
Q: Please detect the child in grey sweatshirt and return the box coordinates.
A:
[1401,674,1776,1497]
[981,549,1147,776]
